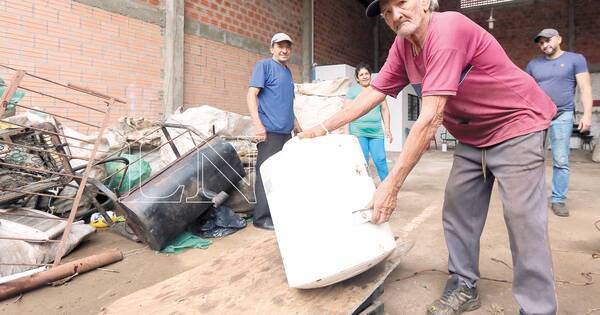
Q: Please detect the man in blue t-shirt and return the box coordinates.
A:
[247,32,301,230]
[526,28,593,217]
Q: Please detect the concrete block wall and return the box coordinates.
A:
[313,0,376,68]
[0,0,164,124]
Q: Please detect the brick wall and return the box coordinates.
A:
[184,0,304,50]
[0,0,164,127]
[439,0,600,69]
[183,34,302,114]
[182,0,304,114]
[313,0,376,68]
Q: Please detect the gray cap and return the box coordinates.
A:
[365,0,381,17]
[534,28,559,43]
[271,33,293,46]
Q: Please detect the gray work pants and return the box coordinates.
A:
[442,131,557,315]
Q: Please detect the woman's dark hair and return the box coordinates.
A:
[354,62,372,79]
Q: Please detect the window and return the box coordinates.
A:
[407,94,420,121]
[460,0,513,9]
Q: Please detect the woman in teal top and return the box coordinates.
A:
[345,63,392,180]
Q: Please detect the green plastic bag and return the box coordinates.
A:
[104,153,151,194]
[161,232,212,254]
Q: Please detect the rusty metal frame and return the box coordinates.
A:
[0,64,253,276]
[0,64,119,268]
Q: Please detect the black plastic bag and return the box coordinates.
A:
[191,205,247,238]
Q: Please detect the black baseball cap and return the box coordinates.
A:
[366,0,381,17]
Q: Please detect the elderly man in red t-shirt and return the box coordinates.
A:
[299,0,557,314]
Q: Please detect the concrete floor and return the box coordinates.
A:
[1,149,599,315]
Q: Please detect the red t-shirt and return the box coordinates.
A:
[372,11,556,148]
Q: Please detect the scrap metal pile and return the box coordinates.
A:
[0,65,257,299]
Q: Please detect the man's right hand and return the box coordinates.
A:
[255,124,267,142]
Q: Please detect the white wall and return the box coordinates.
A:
[314,64,356,84]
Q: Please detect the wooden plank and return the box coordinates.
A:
[101,237,413,315]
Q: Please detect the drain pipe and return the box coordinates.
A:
[0,250,124,301]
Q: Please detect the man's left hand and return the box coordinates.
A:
[370,180,399,224]
[578,114,592,133]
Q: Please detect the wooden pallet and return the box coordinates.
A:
[101,236,413,315]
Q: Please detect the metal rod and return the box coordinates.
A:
[67,83,126,103]
[0,170,43,179]
[0,211,68,221]
[0,64,126,104]
[0,161,82,180]
[65,143,110,154]
[162,126,181,158]
[100,129,193,182]
[189,129,197,145]
[0,250,124,301]
[0,139,90,161]
[0,236,59,243]
[12,104,100,128]
[121,133,217,197]
[15,85,106,113]
[0,120,95,144]
[0,188,75,201]
[115,164,128,194]
[0,263,51,267]
[96,125,165,162]
[53,99,114,266]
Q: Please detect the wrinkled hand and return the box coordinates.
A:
[578,114,592,133]
[255,124,267,142]
[297,125,327,139]
[370,180,399,224]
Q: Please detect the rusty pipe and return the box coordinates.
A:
[0,250,123,301]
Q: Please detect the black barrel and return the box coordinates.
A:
[119,137,245,250]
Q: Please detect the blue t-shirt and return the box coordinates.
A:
[249,58,295,134]
[526,51,588,113]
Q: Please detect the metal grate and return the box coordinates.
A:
[460,0,513,8]
[407,94,420,121]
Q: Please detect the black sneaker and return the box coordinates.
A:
[551,202,569,217]
[426,275,481,315]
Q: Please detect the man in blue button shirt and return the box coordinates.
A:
[526,28,593,217]
[247,32,301,230]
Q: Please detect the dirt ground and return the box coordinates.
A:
[1,149,599,315]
